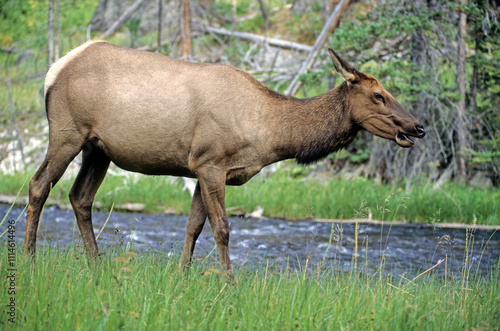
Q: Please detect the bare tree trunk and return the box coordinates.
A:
[410,31,428,113]
[366,0,432,183]
[55,0,60,61]
[48,0,54,67]
[468,30,480,113]
[257,0,270,29]
[455,0,468,182]
[157,0,163,53]
[403,0,431,181]
[180,0,192,58]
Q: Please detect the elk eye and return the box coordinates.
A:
[374,93,385,103]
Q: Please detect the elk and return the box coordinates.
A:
[24,41,425,278]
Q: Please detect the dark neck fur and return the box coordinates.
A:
[273,82,360,164]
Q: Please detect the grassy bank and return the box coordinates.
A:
[1,170,499,225]
[0,244,498,330]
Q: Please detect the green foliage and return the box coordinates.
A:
[0,0,98,49]
[287,7,325,40]
[125,18,141,41]
[211,0,282,32]
[296,0,500,183]
[1,170,498,224]
[464,0,500,175]
[334,148,370,163]
[327,4,460,104]
[238,15,266,33]
[298,69,323,85]
[211,0,252,17]
[469,147,500,165]
[1,0,47,48]
[0,0,99,133]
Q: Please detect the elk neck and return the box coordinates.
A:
[267,82,360,165]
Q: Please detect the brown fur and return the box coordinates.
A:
[24,41,424,278]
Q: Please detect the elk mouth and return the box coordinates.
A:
[395,132,415,147]
[395,125,426,147]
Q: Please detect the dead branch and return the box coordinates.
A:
[101,0,145,39]
[285,0,350,96]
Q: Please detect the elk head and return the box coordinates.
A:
[329,48,425,147]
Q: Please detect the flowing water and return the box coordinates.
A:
[2,204,499,278]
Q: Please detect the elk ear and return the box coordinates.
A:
[328,48,357,83]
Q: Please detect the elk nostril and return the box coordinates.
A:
[416,125,426,137]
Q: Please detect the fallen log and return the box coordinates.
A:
[194,24,313,52]
[0,194,145,213]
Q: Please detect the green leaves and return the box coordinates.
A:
[0,0,98,49]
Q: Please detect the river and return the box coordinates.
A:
[2,204,499,278]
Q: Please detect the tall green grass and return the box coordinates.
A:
[0,170,499,225]
[0,244,498,330]
[1,191,498,330]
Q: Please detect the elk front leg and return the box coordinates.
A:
[180,182,207,270]
[197,168,232,279]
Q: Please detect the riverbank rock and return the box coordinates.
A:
[469,171,492,189]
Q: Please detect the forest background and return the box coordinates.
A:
[0,0,499,222]
[1,4,499,329]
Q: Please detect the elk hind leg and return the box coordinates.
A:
[68,144,110,260]
[25,143,83,255]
